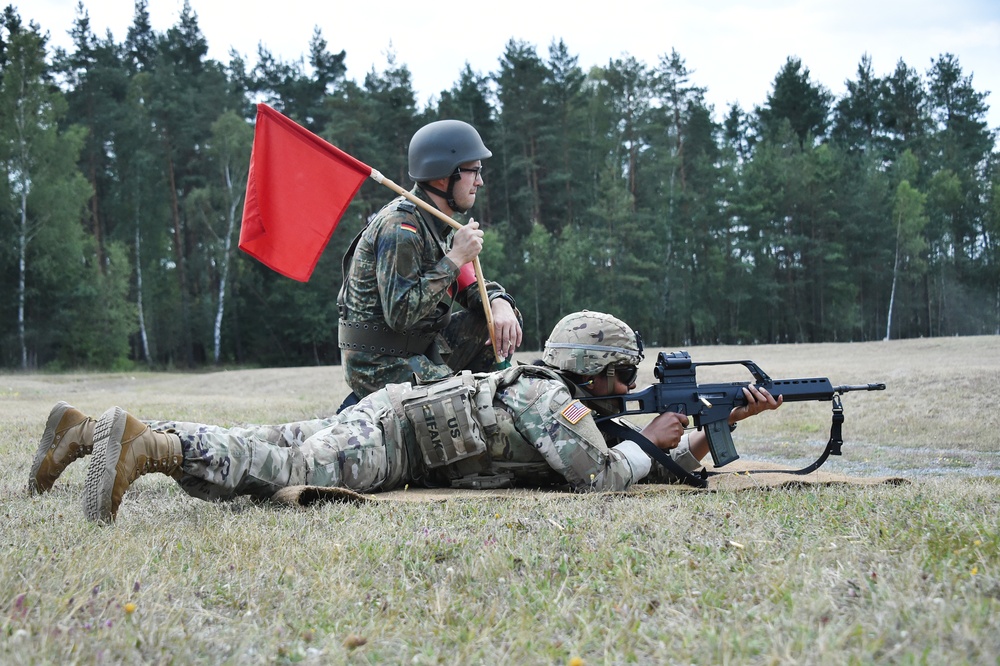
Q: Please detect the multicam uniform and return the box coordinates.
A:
[151,365,700,502]
[338,187,516,398]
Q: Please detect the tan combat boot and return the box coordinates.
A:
[84,406,184,523]
[29,402,96,495]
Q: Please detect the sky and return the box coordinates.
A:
[22,0,1000,134]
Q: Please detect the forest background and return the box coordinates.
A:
[2,1,998,371]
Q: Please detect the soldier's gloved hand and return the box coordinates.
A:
[490,299,523,359]
[641,411,689,450]
[447,219,484,266]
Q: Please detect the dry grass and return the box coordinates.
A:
[1,337,998,664]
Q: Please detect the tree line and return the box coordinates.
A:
[1,1,997,371]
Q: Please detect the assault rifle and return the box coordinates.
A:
[594,351,885,487]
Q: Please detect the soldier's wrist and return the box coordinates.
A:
[490,292,516,309]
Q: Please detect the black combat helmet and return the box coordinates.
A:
[407,120,492,182]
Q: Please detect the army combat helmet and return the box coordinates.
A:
[408,120,492,212]
[543,310,644,377]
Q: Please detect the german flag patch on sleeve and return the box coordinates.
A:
[560,400,591,425]
[400,221,418,234]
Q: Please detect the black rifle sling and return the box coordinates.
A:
[597,419,709,489]
[741,394,846,477]
[598,396,847,488]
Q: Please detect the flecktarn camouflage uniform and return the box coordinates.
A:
[148,364,695,502]
[339,186,516,397]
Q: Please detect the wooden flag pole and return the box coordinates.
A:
[370,170,501,363]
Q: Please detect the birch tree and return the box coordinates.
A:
[0,9,89,367]
[204,110,251,364]
[885,155,928,341]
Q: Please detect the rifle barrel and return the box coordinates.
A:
[834,383,887,393]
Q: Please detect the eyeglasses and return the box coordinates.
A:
[456,166,484,178]
[614,365,639,386]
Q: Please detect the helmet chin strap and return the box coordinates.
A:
[419,176,467,213]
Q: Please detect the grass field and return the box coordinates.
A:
[2,337,998,664]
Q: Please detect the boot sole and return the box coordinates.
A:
[84,406,127,523]
[28,401,72,495]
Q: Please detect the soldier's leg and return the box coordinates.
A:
[146,416,340,502]
[29,402,336,497]
[154,395,408,500]
[344,352,452,398]
[441,309,497,373]
[295,395,409,493]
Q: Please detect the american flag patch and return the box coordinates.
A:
[400,222,418,234]
[560,400,591,424]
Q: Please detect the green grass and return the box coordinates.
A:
[2,337,999,664]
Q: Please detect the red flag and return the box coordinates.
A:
[239,104,371,282]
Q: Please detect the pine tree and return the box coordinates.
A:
[494,39,549,235]
[757,57,833,148]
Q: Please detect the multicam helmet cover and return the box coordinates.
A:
[542,311,644,376]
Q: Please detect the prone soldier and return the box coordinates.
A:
[28,311,781,522]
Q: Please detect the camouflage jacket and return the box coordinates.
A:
[387,365,651,492]
[339,186,511,395]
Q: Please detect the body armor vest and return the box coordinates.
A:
[388,364,574,488]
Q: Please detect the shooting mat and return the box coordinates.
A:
[269,460,909,508]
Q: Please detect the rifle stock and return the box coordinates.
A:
[596,351,886,468]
